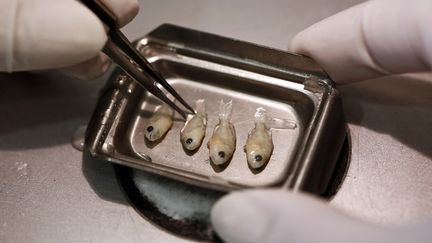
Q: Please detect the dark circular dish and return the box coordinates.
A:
[114,132,351,242]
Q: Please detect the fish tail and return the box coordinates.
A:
[265,117,297,129]
[219,100,233,122]
[254,107,267,125]
[256,107,297,129]
[195,99,206,116]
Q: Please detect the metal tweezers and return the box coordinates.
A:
[82,0,194,119]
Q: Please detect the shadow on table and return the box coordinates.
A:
[339,73,432,159]
[81,151,129,205]
[0,71,106,151]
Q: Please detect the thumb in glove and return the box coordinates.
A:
[289,0,432,83]
[211,190,432,243]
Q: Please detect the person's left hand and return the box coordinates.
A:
[0,0,139,79]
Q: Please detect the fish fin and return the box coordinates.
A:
[265,117,297,129]
[254,107,296,129]
[218,100,233,122]
[195,99,206,116]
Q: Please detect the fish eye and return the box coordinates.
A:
[186,138,193,144]
[254,155,263,162]
[146,126,154,132]
[218,151,225,158]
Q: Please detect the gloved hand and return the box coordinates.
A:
[212,190,431,243]
[0,0,139,79]
[211,0,432,242]
[289,0,432,83]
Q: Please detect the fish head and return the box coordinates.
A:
[145,124,162,142]
[181,134,202,151]
[246,148,271,169]
[209,143,233,165]
[180,120,206,151]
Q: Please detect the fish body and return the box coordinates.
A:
[244,108,273,169]
[181,99,207,151]
[208,100,236,165]
[145,103,174,142]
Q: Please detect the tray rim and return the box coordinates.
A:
[85,24,346,194]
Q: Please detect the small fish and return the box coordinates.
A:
[145,103,174,142]
[208,100,236,165]
[181,99,207,151]
[244,108,274,169]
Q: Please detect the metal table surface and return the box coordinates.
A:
[1,0,431,242]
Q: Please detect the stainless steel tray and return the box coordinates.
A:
[85,24,346,194]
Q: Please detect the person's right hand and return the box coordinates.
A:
[0,0,139,80]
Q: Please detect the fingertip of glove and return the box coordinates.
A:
[287,33,302,53]
[47,1,108,57]
[70,1,108,57]
[211,191,273,243]
[101,0,140,27]
[13,0,108,71]
[62,53,112,80]
[211,190,343,243]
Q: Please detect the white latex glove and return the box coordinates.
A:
[289,0,432,83]
[212,1,432,242]
[0,0,139,79]
[211,190,432,243]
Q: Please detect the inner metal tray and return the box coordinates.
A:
[85,24,346,194]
